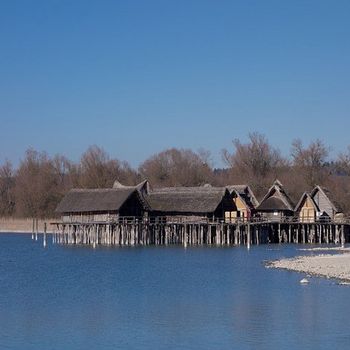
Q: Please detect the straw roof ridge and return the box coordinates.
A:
[226,185,248,193]
[151,186,226,194]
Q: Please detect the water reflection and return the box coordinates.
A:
[0,235,349,350]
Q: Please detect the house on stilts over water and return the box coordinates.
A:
[51,179,349,247]
[294,186,343,223]
[55,180,150,224]
[147,186,237,223]
[255,180,295,221]
[226,185,258,222]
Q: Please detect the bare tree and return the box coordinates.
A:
[291,139,329,188]
[337,145,350,175]
[0,161,15,216]
[14,149,62,218]
[78,145,139,188]
[222,132,285,196]
[139,148,213,187]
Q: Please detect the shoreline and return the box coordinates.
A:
[267,251,350,284]
[0,218,55,234]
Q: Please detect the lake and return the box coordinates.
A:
[0,233,349,350]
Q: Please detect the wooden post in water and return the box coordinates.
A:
[234,224,238,245]
[247,223,251,249]
[43,222,47,247]
[334,225,339,244]
[32,218,35,240]
[288,225,291,243]
[35,218,38,241]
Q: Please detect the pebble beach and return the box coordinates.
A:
[268,249,350,283]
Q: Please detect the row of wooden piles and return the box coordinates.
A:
[49,222,348,247]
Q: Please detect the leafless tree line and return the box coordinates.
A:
[1,133,350,218]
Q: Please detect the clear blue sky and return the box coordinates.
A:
[1,0,350,168]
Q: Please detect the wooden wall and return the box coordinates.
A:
[312,190,334,218]
[299,197,316,223]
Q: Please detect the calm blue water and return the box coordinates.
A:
[0,234,349,350]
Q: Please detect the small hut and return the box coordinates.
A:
[147,186,236,223]
[256,180,295,221]
[56,181,149,223]
[294,192,319,223]
[310,185,342,221]
[226,185,258,222]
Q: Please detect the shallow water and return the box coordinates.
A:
[0,234,349,350]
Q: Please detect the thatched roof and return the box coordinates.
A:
[226,185,259,209]
[147,187,229,214]
[56,188,138,213]
[113,179,150,193]
[257,180,294,212]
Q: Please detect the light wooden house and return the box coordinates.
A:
[226,185,258,222]
[294,192,318,223]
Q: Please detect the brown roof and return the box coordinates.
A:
[258,195,292,211]
[257,180,294,212]
[56,188,138,213]
[147,187,228,213]
[113,179,150,193]
[226,185,259,209]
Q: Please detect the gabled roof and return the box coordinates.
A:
[147,187,230,214]
[226,184,259,208]
[256,180,295,212]
[294,192,319,212]
[55,186,149,213]
[310,185,342,213]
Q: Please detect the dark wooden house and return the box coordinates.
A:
[56,182,149,223]
[256,180,295,221]
[146,186,236,223]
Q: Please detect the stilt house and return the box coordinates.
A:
[146,186,236,223]
[294,192,319,223]
[310,186,342,221]
[226,185,258,222]
[256,180,295,221]
[56,181,150,223]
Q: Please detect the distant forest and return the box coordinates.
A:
[1,132,350,218]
